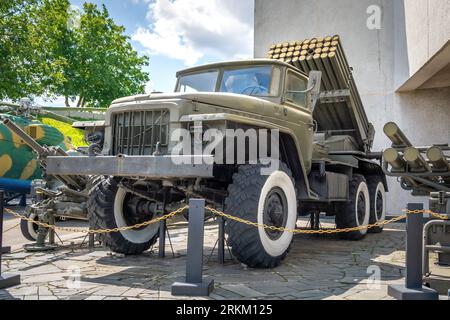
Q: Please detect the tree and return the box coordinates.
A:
[71,3,149,107]
[0,0,150,108]
[0,0,42,100]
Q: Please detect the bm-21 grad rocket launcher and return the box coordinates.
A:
[382,121,450,214]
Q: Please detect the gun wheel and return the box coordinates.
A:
[20,212,39,241]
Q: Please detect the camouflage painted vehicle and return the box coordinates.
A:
[0,104,73,204]
[46,58,388,268]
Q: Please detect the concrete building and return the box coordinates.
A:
[254,0,450,213]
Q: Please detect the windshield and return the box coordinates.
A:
[176,65,280,97]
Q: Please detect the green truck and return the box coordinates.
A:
[45,53,388,268]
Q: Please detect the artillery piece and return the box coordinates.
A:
[382,122,450,214]
[382,122,450,294]
[2,119,100,248]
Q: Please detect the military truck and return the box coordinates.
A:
[46,46,387,268]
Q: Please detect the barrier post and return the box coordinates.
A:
[0,190,21,289]
[1,247,10,254]
[218,216,225,264]
[388,203,438,300]
[158,219,166,258]
[171,199,214,296]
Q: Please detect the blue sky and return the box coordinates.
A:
[69,0,254,94]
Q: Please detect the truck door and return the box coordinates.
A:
[282,70,314,172]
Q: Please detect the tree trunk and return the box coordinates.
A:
[64,96,70,107]
[76,96,83,107]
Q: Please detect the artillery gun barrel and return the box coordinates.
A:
[427,146,450,171]
[2,118,47,157]
[383,122,412,147]
[383,148,406,170]
[404,147,432,172]
[3,118,85,190]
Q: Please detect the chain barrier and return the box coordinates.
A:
[3,205,448,236]
[206,206,409,234]
[2,222,20,234]
[4,206,188,234]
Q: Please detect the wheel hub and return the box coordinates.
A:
[375,190,383,220]
[357,192,366,225]
[263,187,288,240]
[123,193,156,230]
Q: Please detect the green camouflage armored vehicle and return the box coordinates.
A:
[0,101,74,205]
[45,37,387,268]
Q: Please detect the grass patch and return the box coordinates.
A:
[38,117,87,148]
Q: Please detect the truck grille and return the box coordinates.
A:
[112,109,170,155]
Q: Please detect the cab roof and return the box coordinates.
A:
[176,59,307,77]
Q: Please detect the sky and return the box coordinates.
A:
[62,0,254,101]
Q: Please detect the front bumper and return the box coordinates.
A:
[46,155,213,179]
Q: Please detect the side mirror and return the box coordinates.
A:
[308,71,322,111]
[308,71,322,96]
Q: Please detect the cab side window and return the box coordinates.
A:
[285,72,307,108]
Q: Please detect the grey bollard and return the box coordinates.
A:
[158,219,166,258]
[218,216,225,264]
[0,190,21,289]
[388,203,438,300]
[171,199,214,296]
[1,247,11,255]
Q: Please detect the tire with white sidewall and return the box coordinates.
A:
[225,163,297,268]
[20,212,39,241]
[257,170,297,257]
[87,177,160,255]
[336,174,370,240]
[367,177,386,233]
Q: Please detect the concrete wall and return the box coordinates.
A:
[254,0,450,214]
[403,0,450,78]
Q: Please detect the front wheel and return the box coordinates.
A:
[87,178,160,255]
[225,163,297,268]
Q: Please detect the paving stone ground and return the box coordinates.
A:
[0,207,440,300]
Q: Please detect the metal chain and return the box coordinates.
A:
[3,205,448,236]
[4,206,188,234]
[403,209,450,221]
[206,206,408,234]
[2,222,20,234]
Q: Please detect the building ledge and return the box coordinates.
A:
[397,40,450,92]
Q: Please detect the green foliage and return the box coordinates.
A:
[0,0,149,107]
[0,0,41,100]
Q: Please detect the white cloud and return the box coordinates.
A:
[130,0,151,4]
[132,0,254,66]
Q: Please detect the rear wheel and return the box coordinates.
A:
[336,174,370,240]
[87,177,160,255]
[367,177,386,233]
[225,163,297,268]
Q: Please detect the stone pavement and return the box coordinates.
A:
[0,208,418,300]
